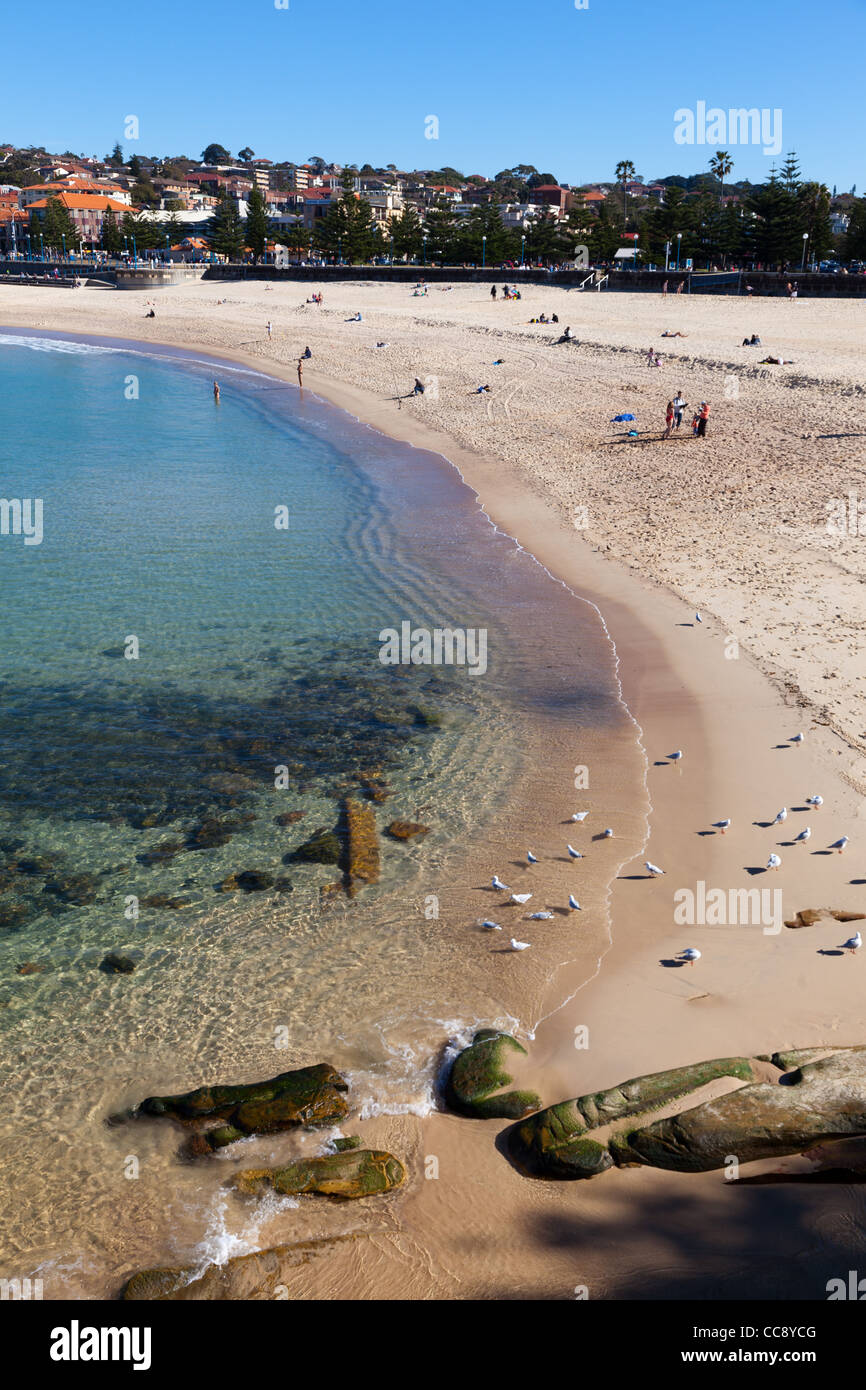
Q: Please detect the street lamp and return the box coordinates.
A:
[520,234,525,268]
[675,232,682,271]
[633,232,639,271]
[801,232,809,271]
[423,234,427,266]
[482,234,487,268]
[389,232,393,266]
[61,233,66,263]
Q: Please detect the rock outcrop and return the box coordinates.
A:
[234,1148,405,1200]
[445,1030,540,1119]
[136,1063,349,1145]
[122,1236,358,1300]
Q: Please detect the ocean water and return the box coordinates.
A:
[0,330,637,1294]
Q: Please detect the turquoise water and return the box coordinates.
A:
[0,330,631,1293]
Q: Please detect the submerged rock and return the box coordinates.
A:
[138,840,185,868]
[122,1236,358,1300]
[137,1062,350,1141]
[332,1135,362,1151]
[274,810,306,826]
[139,894,191,910]
[15,962,49,976]
[386,820,429,841]
[99,953,137,975]
[234,1148,405,1200]
[446,1030,541,1119]
[43,873,98,905]
[219,870,274,893]
[342,798,379,895]
[289,827,341,866]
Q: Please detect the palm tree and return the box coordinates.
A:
[709,151,733,206]
[615,160,636,226]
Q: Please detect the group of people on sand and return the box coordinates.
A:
[528,312,558,325]
[306,292,323,305]
[661,281,686,296]
[490,284,522,300]
[662,394,710,439]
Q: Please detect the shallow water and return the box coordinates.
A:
[0,330,640,1295]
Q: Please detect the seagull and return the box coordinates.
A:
[841,931,862,954]
[481,920,502,930]
[527,851,539,864]
[695,612,703,624]
[767,853,782,871]
[792,827,811,844]
[566,844,582,859]
[679,948,701,966]
[645,861,665,877]
[805,795,824,809]
[527,911,553,920]
[509,938,531,951]
[570,812,589,822]
[790,732,805,745]
[509,892,532,904]
[830,836,849,854]
[772,808,788,825]
[491,875,511,892]
[602,828,613,839]
[668,750,683,762]
[712,819,731,834]
[568,895,582,910]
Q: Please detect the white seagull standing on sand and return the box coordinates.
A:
[767,853,782,871]
[567,844,582,860]
[509,938,531,951]
[491,875,511,892]
[509,892,532,905]
[481,920,502,931]
[805,795,824,809]
[527,911,553,920]
[669,750,684,763]
[712,819,731,834]
[841,931,862,955]
[695,613,703,624]
[790,732,805,745]
[571,812,589,822]
[679,948,702,966]
[602,828,614,839]
[568,895,582,911]
[772,808,788,825]
[830,837,849,854]
[645,861,665,877]
[527,851,539,864]
[792,827,811,844]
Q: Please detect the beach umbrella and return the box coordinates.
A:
[610,413,635,422]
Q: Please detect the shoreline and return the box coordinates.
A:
[3,297,865,1298]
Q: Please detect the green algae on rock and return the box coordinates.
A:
[445,1029,541,1119]
[137,1062,350,1143]
[234,1148,405,1200]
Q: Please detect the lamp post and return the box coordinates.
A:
[389,232,393,266]
[521,234,525,267]
[423,234,427,266]
[664,239,671,271]
[165,233,170,263]
[633,232,639,272]
[61,233,66,263]
[132,235,137,268]
[338,234,342,265]
[482,233,487,268]
[801,231,809,271]
[675,232,682,271]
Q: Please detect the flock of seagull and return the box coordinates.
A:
[483,728,862,959]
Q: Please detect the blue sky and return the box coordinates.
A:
[2,0,862,190]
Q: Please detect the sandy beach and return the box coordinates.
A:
[2,278,866,1300]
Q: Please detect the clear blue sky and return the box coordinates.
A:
[2,0,861,190]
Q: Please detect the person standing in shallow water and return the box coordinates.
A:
[297,358,304,387]
[213,380,220,403]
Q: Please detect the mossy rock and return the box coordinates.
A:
[386,821,429,841]
[274,811,306,826]
[234,1148,405,1200]
[99,953,137,975]
[137,1062,349,1136]
[290,828,342,866]
[332,1135,361,1151]
[140,894,191,910]
[43,873,98,905]
[445,1030,540,1119]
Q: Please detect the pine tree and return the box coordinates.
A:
[391,204,423,260]
[100,206,121,255]
[208,189,245,260]
[245,186,271,260]
[38,197,75,250]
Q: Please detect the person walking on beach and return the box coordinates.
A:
[663,400,674,439]
[696,401,710,438]
[672,391,687,429]
[266,321,272,338]
[297,358,303,387]
[662,279,669,296]
[213,380,220,403]
[676,280,684,294]
[490,284,497,300]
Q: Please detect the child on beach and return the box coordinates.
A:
[663,400,674,439]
